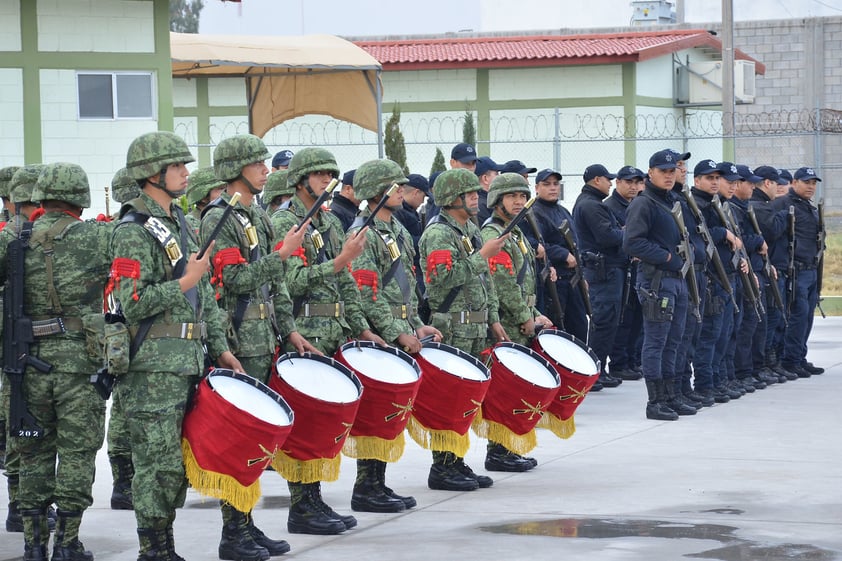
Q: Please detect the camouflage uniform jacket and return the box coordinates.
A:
[270,195,369,340]
[0,213,112,373]
[480,218,539,334]
[348,208,423,344]
[200,191,296,358]
[109,193,228,375]
[185,207,202,237]
[419,211,500,340]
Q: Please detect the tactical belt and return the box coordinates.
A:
[794,261,817,271]
[300,302,345,318]
[451,310,488,324]
[693,264,706,273]
[525,295,537,308]
[390,304,408,320]
[658,270,682,279]
[129,322,207,341]
[240,301,271,321]
[31,316,83,337]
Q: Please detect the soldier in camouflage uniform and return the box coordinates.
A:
[1,163,112,561]
[109,131,243,561]
[479,172,553,473]
[418,168,508,492]
[262,171,292,216]
[185,167,225,234]
[270,147,385,536]
[203,134,318,560]
[346,159,442,513]
[0,165,21,473]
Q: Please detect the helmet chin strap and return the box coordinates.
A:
[147,166,185,199]
[237,173,262,196]
[445,193,475,215]
[497,203,516,221]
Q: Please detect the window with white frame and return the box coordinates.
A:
[77,72,155,119]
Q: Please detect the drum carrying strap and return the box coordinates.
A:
[380,230,412,308]
[291,209,339,319]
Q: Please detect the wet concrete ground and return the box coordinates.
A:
[2,318,841,561]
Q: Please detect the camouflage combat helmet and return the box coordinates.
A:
[32,162,91,208]
[263,170,292,202]
[125,131,194,181]
[0,166,21,199]
[286,147,340,189]
[487,172,531,208]
[432,168,481,207]
[213,134,271,182]
[111,167,140,204]
[187,166,226,207]
[353,159,409,201]
[9,164,46,204]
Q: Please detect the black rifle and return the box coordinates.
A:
[197,192,242,259]
[747,205,785,319]
[496,197,536,239]
[3,220,51,438]
[786,206,796,317]
[558,219,592,317]
[619,259,632,323]
[355,184,399,235]
[296,178,339,230]
[525,211,564,327]
[816,199,826,318]
[713,197,763,321]
[670,201,701,322]
[682,184,739,313]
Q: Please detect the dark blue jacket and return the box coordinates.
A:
[670,182,706,266]
[773,188,820,267]
[623,182,683,272]
[573,185,625,269]
[690,187,736,274]
[604,189,631,226]
[728,197,765,272]
[524,197,577,276]
[476,189,492,227]
[329,194,359,232]
[750,189,788,269]
[394,200,425,293]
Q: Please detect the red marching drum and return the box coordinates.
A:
[408,342,491,458]
[269,352,362,483]
[181,368,294,513]
[333,341,422,463]
[531,329,600,439]
[473,342,560,455]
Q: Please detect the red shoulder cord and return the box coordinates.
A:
[425,250,453,284]
[29,208,46,221]
[275,241,308,266]
[211,247,247,300]
[104,258,141,309]
[488,251,514,275]
[352,269,379,301]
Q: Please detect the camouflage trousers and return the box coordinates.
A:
[237,355,274,386]
[17,371,105,512]
[106,388,131,459]
[114,370,197,529]
[2,372,21,480]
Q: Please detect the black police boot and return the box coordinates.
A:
[219,503,270,561]
[286,482,346,535]
[165,523,186,561]
[351,459,406,513]
[21,509,49,561]
[674,377,702,410]
[6,476,23,532]
[803,361,824,375]
[645,379,678,421]
[110,455,134,510]
[245,513,290,556]
[308,482,357,529]
[375,459,416,509]
[428,451,479,491]
[663,379,696,416]
[687,388,714,407]
[454,456,493,488]
[51,510,93,561]
[736,376,756,393]
[137,527,169,561]
[597,371,622,388]
[484,442,536,472]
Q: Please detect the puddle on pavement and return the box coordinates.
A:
[481,518,840,561]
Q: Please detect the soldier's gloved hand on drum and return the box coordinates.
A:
[479,234,509,260]
[287,330,322,356]
[490,322,509,343]
[334,226,368,272]
[397,332,422,354]
[217,350,244,373]
[415,325,442,343]
[180,240,214,293]
[277,218,311,259]
[359,328,387,348]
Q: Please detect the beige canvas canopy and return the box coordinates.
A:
[171,32,383,145]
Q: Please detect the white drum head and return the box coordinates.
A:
[341,346,419,384]
[494,346,558,388]
[277,357,360,403]
[537,333,599,376]
[418,347,488,381]
[209,374,291,427]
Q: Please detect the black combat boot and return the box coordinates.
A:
[375,459,416,509]
[245,513,290,556]
[484,442,536,472]
[427,451,479,491]
[308,482,356,529]
[51,510,93,561]
[663,379,697,416]
[454,456,493,488]
[136,527,169,561]
[286,482,346,536]
[109,455,134,510]
[21,509,49,561]
[351,460,405,513]
[645,379,678,421]
[219,503,269,561]
[165,522,185,561]
[673,377,702,410]
[6,475,23,532]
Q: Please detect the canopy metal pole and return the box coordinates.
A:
[376,69,384,158]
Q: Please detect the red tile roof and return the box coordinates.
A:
[355,29,764,73]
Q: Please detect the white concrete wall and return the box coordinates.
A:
[0,68,24,166]
[37,0,154,53]
[636,57,671,98]
[172,78,197,108]
[207,77,246,106]
[382,69,477,103]
[0,0,20,51]
[490,65,623,100]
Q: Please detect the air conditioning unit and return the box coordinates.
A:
[676,60,756,105]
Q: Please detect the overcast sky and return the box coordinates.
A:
[199,0,842,37]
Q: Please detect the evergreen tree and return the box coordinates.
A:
[430,148,446,177]
[462,109,476,146]
[384,105,409,174]
[170,0,205,33]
